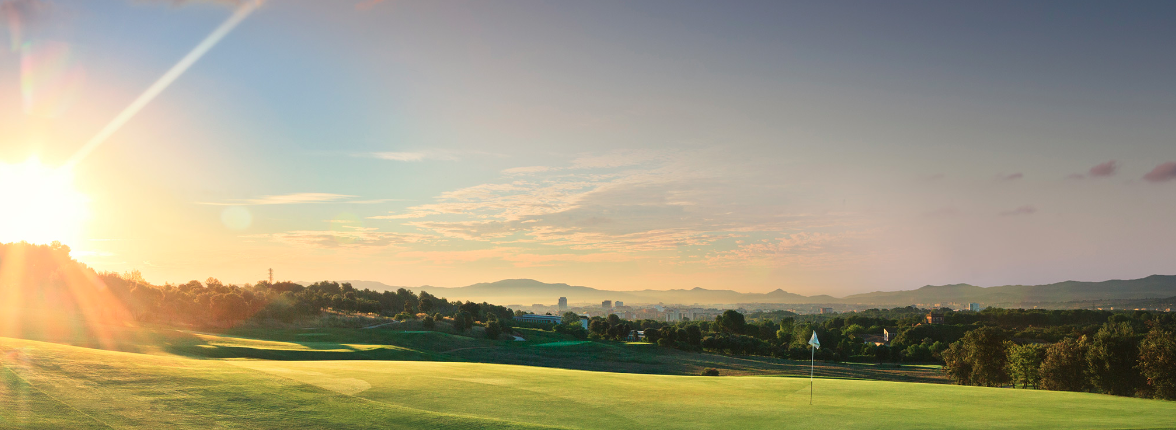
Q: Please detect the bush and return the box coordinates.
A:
[701,368,720,376]
[422,315,435,330]
[393,312,416,321]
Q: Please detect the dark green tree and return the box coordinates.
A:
[940,327,1009,387]
[422,315,436,330]
[716,310,746,334]
[1087,322,1145,396]
[776,318,795,346]
[686,325,703,347]
[484,320,503,340]
[561,312,581,325]
[452,311,473,333]
[589,319,609,337]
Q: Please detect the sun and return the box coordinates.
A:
[0,157,89,246]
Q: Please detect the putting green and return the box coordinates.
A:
[3,336,1175,429]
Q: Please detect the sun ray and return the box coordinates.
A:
[62,0,262,170]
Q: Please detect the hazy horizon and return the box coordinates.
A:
[3,1,1175,296]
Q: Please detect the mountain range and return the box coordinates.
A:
[324,275,1176,308]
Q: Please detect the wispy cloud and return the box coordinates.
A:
[999,205,1036,216]
[502,166,551,175]
[248,227,432,248]
[199,192,356,206]
[359,151,460,162]
[368,150,868,257]
[1143,162,1176,183]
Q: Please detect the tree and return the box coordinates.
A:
[940,327,1009,387]
[716,310,746,334]
[1087,322,1145,396]
[644,327,661,343]
[210,293,248,324]
[452,311,473,333]
[685,325,703,347]
[422,315,436,330]
[485,320,503,340]
[589,320,609,337]
[1040,336,1089,392]
[561,312,581,326]
[419,297,433,313]
[776,318,795,346]
[1139,327,1176,400]
[1006,343,1047,389]
[941,342,972,386]
[403,302,415,314]
[607,314,621,325]
[459,302,481,319]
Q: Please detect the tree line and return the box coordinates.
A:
[0,241,516,333]
[942,319,1176,400]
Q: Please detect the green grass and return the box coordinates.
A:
[3,336,1176,429]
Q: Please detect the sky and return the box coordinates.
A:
[0,0,1174,296]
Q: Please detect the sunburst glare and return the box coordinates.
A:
[0,157,89,245]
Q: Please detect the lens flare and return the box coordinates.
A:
[0,157,89,245]
[21,40,85,117]
[221,206,252,230]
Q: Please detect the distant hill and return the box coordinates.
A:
[324,275,1176,308]
[841,275,1176,306]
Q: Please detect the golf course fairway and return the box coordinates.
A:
[3,336,1175,429]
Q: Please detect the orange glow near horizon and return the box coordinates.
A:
[0,157,89,246]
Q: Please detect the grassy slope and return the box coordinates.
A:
[4,336,1176,429]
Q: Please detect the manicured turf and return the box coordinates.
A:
[3,336,1175,429]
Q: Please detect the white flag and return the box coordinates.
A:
[808,331,820,349]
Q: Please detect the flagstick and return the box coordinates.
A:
[810,345,814,405]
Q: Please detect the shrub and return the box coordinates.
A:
[701,368,720,376]
[393,312,416,321]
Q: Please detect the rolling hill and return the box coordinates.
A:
[3,335,1175,429]
[331,275,1176,308]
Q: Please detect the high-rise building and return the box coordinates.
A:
[615,301,624,307]
[602,300,612,309]
[558,297,568,310]
[969,303,981,312]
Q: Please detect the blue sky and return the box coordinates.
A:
[1,0,1174,295]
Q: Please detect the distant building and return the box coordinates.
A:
[883,328,900,342]
[516,314,562,325]
[615,301,624,307]
[602,300,613,309]
[969,303,981,312]
[558,297,568,311]
[861,334,886,346]
[819,307,833,314]
[926,311,945,324]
